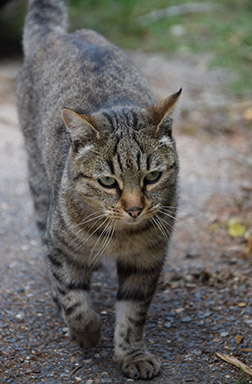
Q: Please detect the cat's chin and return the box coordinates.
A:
[116,216,149,230]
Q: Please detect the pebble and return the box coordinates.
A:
[220,331,229,337]
[198,311,212,319]
[16,312,25,320]
[192,349,203,356]
[182,316,192,323]
[165,321,172,328]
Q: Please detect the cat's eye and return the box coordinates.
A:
[98,176,118,189]
[144,171,162,185]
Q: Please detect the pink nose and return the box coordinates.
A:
[126,206,143,218]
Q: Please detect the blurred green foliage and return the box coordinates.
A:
[0,0,251,92]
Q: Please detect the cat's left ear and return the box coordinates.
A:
[148,88,182,134]
[62,108,100,150]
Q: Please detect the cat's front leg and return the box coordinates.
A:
[115,259,163,380]
[46,247,101,349]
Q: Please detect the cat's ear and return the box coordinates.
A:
[62,108,100,150]
[148,88,182,134]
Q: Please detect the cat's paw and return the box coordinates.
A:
[69,312,101,349]
[122,352,161,380]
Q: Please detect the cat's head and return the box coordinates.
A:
[62,89,181,228]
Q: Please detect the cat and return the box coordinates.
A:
[16,0,181,380]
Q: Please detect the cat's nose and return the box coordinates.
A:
[126,206,143,218]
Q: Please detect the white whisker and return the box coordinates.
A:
[89,221,115,266]
[158,209,195,237]
[90,221,111,258]
[70,211,105,229]
[151,216,169,243]
[82,217,109,246]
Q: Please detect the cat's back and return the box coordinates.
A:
[20,28,155,115]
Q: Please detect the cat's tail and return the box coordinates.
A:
[23,0,68,57]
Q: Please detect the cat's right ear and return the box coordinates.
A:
[147,88,182,135]
[62,108,100,151]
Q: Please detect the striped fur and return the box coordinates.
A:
[16,0,181,380]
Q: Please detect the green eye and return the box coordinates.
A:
[144,171,162,185]
[98,176,118,189]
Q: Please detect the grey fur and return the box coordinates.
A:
[17,0,181,379]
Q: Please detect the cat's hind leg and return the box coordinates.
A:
[46,247,101,349]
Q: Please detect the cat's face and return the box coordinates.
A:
[63,90,181,228]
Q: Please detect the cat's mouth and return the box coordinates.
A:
[106,203,158,228]
[111,211,153,229]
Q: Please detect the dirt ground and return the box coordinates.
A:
[0,53,252,384]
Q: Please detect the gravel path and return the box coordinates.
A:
[1,55,252,384]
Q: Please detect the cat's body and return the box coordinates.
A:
[17,0,181,379]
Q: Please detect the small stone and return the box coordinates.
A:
[165,321,172,328]
[182,316,192,323]
[16,312,25,320]
[184,274,194,282]
[192,349,202,356]
[175,308,184,314]
[183,353,192,361]
[83,358,93,364]
[220,331,229,337]
[170,24,186,37]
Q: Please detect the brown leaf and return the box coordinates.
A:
[235,335,244,344]
[217,352,252,377]
[245,237,252,258]
[244,107,252,121]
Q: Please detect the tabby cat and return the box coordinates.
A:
[16,0,181,379]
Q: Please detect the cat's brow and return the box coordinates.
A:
[136,151,141,171]
[132,131,144,153]
[102,111,119,131]
[107,159,115,175]
[146,155,151,171]
[116,153,124,173]
[102,111,114,128]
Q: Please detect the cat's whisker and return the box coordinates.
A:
[89,221,111,259]
[176,198,203,212]
[160,205,204,218]
[82,217,109,246]
[151,216,169,243]
[156,214,174,231]
[95,222,115,261]
[89,221,115,266]
[70,211,105,229]
[158,209,195,238]
[72,214,108,238]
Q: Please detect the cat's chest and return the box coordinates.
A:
[105,225,155,258]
